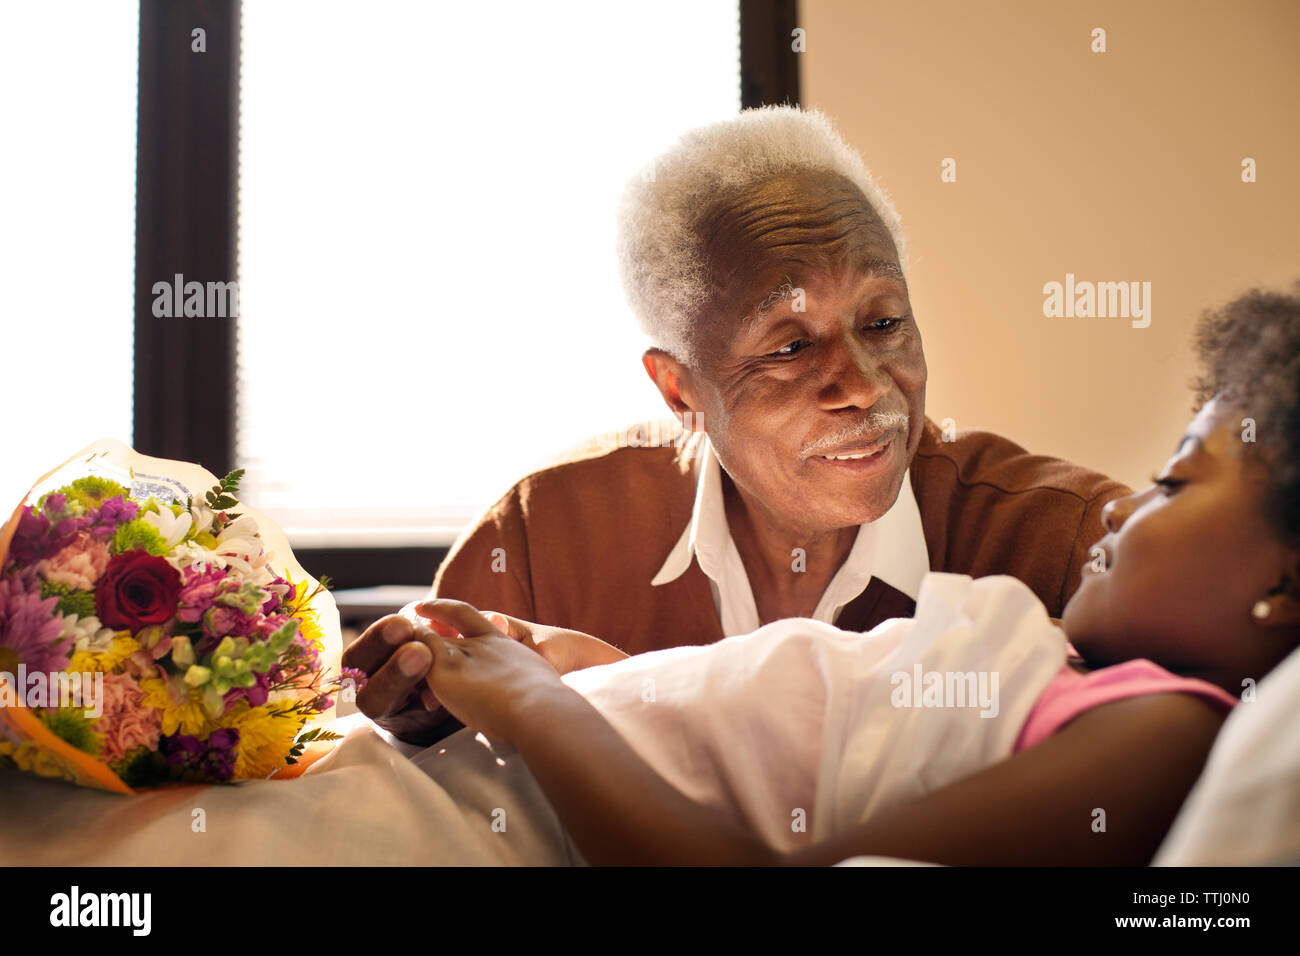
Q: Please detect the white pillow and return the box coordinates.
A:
[1154,643,1300,866]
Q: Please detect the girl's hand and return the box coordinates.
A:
[474,612,631,675]
[413,599,570,745]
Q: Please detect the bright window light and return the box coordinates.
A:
[238,1,741,546]
[0,3,138,510]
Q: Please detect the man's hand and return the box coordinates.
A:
[341,608,464,746]
[416,599,571,745]
[344,599,630,745]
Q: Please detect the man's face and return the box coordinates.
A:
[681,172,926,537]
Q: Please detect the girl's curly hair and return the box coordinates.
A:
[1193,282,1300,542]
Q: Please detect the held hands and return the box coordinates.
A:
[341,610,454,745]
[342,600,627,745]
[411,599,570,744]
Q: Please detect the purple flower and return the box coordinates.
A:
[177,567,225,617]
[289,631,321,670]
[0,572,70,674]
[8,511,53,564]
[200,604,256,642]
[160,729,240,782]
[18,494,97,560]
[261,576,292,615]
[9,492,137,566]
[252,612,291,641]
[301,692,333,715]
[222,670,272,709]
[95,497,139,527]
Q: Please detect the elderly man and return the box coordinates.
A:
[346,106,1130,743]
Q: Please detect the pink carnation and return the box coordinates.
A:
[200,604,256,640]
[34,533,111,591]
[176,566,228,623]
[94,673,162,764]
[178,567,260,646]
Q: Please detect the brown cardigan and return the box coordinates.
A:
[432,417,1131,655]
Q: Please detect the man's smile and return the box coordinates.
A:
[807,430,899,475]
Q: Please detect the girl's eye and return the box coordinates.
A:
[1150,473,1186,492]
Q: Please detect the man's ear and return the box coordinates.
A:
[642,348,703,420]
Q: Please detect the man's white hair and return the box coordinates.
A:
[616,105,907,367]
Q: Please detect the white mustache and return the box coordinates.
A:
[801,410,909,458]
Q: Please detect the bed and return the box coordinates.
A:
[3,637,1297,867]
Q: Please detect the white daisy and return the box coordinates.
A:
[165,540,225,573]
[59,613,117,654]
[142,499,194,550]
[188,500,216,536]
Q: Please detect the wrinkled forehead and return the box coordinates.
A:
[701,169,896,273]
[696,168,901,323]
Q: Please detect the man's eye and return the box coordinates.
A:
[770,340,809,357]
[867,316,906,332]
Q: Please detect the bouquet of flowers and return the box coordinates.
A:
[0,440,353,793]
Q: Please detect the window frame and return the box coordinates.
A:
[131,0,799,589]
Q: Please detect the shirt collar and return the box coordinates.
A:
[652,434,930,614]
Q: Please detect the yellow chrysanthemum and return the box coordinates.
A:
[6,741,80,782]
[282,573,326,653]
[296,607,325,651]
[216,701,302,779]
[138,677,215,737]
[68,634,139,675]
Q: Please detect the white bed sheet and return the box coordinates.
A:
[0,711,584,866]
[1,573,1060,866]
[4,572,1296,867]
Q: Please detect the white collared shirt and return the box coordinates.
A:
[651,436,930,636]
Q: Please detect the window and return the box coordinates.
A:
[0,3,139,508]
[2,0,794,588]
[237,1,742,547]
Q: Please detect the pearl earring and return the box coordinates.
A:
[1251,600,1271,621]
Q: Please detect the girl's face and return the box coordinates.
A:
[1063,396,1300,694]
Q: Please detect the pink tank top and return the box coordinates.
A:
[1014,654,1240,752]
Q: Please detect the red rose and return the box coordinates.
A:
[95,551,182,632]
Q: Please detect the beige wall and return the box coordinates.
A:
[801,0,1300,489]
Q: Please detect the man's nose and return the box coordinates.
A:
[818,335,889,409]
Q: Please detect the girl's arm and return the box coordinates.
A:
[418,599,1226,866]
[416,598,776,865]
[783,691,1226,866]
[510,684,1223,867]
[509,684,778,866]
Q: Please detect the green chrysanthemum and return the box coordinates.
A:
[39,580,97,619]
[39,707,103,757]
[111,519,169,557]
[111,746,168,788]
[54,476,130,511]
